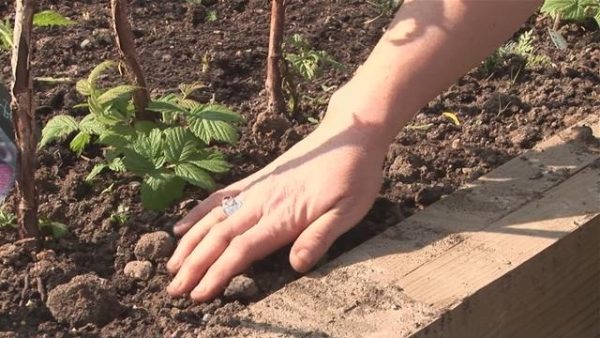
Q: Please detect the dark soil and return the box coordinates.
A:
[1,1,598,337]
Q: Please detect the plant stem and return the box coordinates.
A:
[110,0,153,120]
[266,0,286,115]
[11,0,39,239]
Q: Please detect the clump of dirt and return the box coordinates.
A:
[46,274,123,327]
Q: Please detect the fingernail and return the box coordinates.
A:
[167,279,181,294]
[172,223,182,233]
[295,249,314,271]
[191,284,206,300]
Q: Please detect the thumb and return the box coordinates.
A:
[289,208,357,273]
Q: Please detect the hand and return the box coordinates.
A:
[166,93,390,301]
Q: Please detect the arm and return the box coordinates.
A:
[166,0,542,302]
[325,0,542,146]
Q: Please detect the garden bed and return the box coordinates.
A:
[0,1,598,337]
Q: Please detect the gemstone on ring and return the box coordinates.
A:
[221,196,242,216]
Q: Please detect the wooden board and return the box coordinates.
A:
[237,115,600,338]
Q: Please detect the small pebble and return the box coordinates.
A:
[223,275,259,299]
[451,138,462,149]
[123,260,153,281]
[80,39,91,49]
[134,231,176,261]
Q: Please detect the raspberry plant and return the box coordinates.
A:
[41,61,242,210]
[541,0,600,26]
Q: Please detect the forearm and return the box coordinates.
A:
[327,0,542,146]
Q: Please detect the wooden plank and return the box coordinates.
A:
[412,215,600,338]
[398,167,600,308]
[237,116,600,337]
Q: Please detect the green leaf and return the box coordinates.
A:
[97,85,137,106]
[206,10,218,22]
[122,129,165,174]
[189,118,238,144]
[140,173,185,210]
[39,219,69,239]
[87,60,116,87]
[134,121,159,134]
[96,105,129,125]
[69,131,91,155]
[0,21,13,50]
[33,10,75,27]
[135,129,164,165]
[179,82,206,98]
[40,115,79,147]
[541,0,599,21]
[177,98,203,110]
[79,114,107,135]
[174,163,215,190]
[190,104,244,123]
[76,79,92,96]
[98,132,129,149]
[108,156,126,172]
[189,153,230,173]
[122,148,158,175]
[164,127,201,164]
[85,163,107,182]
[147,100,187,114]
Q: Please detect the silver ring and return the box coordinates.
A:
[221,196,242,216]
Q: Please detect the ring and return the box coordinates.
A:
[221,196,243,216]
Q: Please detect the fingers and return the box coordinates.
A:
[173,188,241,236]
[289,208,356,273]
[189,215,300,301]
[167,207,227,274]
[167,203,261,297]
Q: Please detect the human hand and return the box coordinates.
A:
[166,92,390,301]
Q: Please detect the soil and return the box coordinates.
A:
[0,1,598,337]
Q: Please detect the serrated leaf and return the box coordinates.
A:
[79,114,107,135]
[122,129,164,174]
[134,121,159,134]
[135,129,164,165]
[85,163,107,182]
[147,100,187,114]
[88,60,116,87]
[96,105,128,126]
[69,131,91,156]
[122,148,158,175]
[164,127,200,163]
[98,132,129,149]
[33,10,75,27]
[189,118,238,144]
[442,112,461,126]
[541,0,598,21]
[40,115,79,147]
[190,104,244,123]
[108,156,125,172]
[76,79,92,96]
[97,85,137,106]
[174,163,215,190]
[177,98,203,110]
[189,157,231,173]
[179,82,206,98]
[140,173,185,210]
